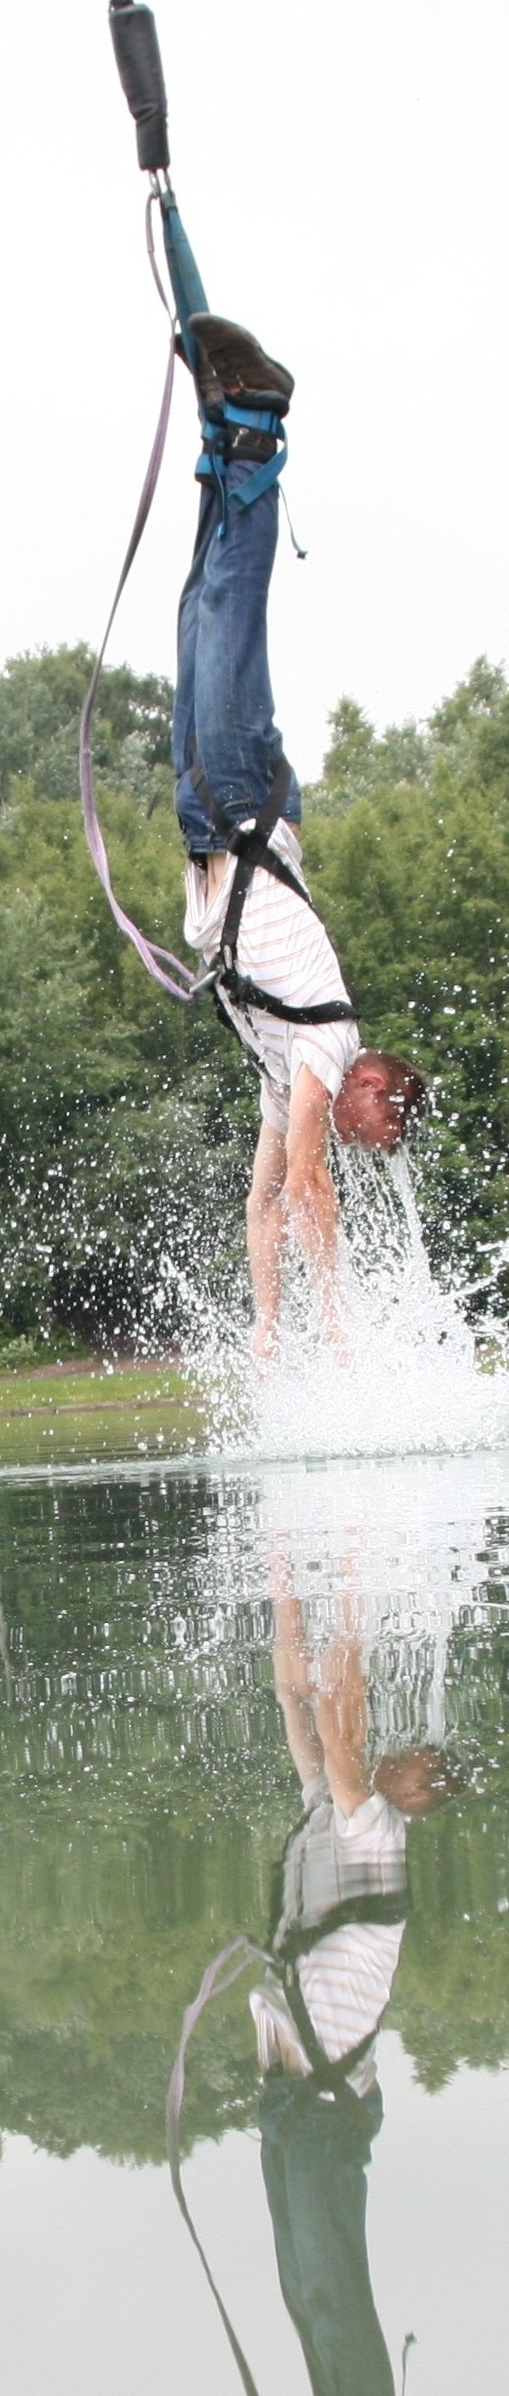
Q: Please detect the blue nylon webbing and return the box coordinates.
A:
[223,402,281,435]
[194,406,287,506]
[233,426,287,507]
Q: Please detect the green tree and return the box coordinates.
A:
[313,696,428,816]
[0,645,174,810]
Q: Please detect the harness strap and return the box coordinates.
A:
[269,1813,409,1950]
[190,744,310,958]
[225,405,288,507]
[219,973,357,1026]
[189,741,359,1025]
[189,744,305,981]
[280,1964,382,2087]
[220,836,312,967]
[166,1937,265,2396]
[189,742,292,850]
[219,759,297,967]
[80,284,199,1001]
[195,418,227,485]
[274,1887,409,1961]
[80,194,212,1006]
[219,828,357,1024]
[195,404,287,503]
[272,1883,408,2089]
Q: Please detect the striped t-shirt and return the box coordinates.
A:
[250,1783,407,2095]
[184,822,359,1096]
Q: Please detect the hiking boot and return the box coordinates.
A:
[109,3,170,173]
[188,313,294,416]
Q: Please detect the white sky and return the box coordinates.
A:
[2,0,509,780]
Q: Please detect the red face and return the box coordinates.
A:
[333,1064,405,1153]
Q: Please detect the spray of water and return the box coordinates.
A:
[181,1146,509,1464]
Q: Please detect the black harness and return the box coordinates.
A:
[267,1814,409,2091]
[190,748,358,1028]
[270,1893,408,2087]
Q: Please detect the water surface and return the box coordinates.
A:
[1,1447,509,2393]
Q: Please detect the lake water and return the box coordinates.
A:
[1,1421,509,2396]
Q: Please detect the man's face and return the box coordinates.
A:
[333,1061,405,1152]
[375,1748,451,1816]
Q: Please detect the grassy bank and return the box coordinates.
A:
[0,1358,206,1470]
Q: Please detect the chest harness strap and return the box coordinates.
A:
[266,1808,408,2087]
[190,748,358,1027]
[271,1885,409,2089]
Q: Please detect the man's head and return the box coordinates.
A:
[333,1049,427,1153]
[374,1745,463,1818]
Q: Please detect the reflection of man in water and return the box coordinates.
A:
[250,1569,457,2396]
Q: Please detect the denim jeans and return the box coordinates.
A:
[173,467,302,853]
[260,2075,395,2396]
[159,187,300,849]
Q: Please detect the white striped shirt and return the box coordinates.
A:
[250,1785,406,2094]
[184,823,359,1098]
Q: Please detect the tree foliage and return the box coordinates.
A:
[0,644,174,807]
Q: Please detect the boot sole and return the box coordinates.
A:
[188,313,294,411]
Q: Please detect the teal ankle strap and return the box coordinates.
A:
[194,405,287,505]
[195,421,227,483]
[223,402,282,437]
[224,402,287,506]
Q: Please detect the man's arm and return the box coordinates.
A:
[314,1635,370,1816]
[247,1122,288,1362]
[271,1564,372,1811]
[271,1561,325,1788]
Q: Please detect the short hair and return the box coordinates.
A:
[375,1744,466,1818]
[363,1048,427,1131]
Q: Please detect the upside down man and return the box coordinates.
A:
[110,1,426,1357]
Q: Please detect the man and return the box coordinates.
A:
[249,1560,461,2396]
[110,4,426,1354]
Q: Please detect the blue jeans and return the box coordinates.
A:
[159,192,300,851]
[260,2075,395,2396]
[173,468,302,853]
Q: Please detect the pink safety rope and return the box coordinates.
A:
[79,192,208,1003]
[166,1936,264,2396]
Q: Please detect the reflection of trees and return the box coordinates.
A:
[1,1481,509,2156]
[0,1796,267,2160]
[394,1797,509,2087]
[2,1781,509,2157]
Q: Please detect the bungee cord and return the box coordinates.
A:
[79,191,215,1003]
[166,1937,265,2396]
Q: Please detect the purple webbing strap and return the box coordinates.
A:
[401,2334,417,2394]
[166,1936,265,2396]
[79,195,199,1002]
[166,1936,257,2178]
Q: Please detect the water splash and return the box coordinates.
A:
[186,1147,509,1464]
